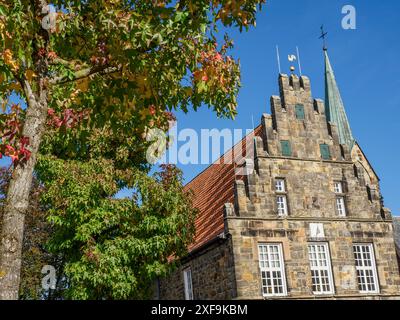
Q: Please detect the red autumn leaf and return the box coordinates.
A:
[214,53,223,62]
[47,51,58,60]
[149,105,156,116]
[38,48,47,57]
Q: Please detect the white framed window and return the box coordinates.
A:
[334,181,343,193]
[258,244,287,297]
[353,244,379,294]
[183,268,193,300]
[308,243,334,295]
[336,197,346,217]
[275,179,286,192]
[276,195,288,216]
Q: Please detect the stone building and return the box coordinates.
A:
[157,49,400,300]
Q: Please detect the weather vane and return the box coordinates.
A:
[275,45,303,75]
[319,25,328,50]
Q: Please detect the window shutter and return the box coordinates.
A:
[281,140,292,156]
[320,144,331,160]
[295,104,305,120]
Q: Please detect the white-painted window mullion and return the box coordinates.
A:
[258,244,287,297]
[183,268,194,300]
[308,243,334,295]
[353,244,379,294]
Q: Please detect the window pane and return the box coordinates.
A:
[353,244,379,293]
[334,182,343,193]
[277,196,288,216]
[258,244,287,297]
[183,268,194,300]
[308,243,334,294]
[336,197,346,217]
[275,179,285,192]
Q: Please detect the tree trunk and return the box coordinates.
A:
[0,89,48,300]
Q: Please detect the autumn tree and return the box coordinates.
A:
[0,83,196,300]
[36,97,199,299]
[37,160,197,299]
[0,0,266,299]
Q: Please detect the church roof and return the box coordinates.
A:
[185,125,262,252]
[324,49,355,151]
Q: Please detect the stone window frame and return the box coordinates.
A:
[257,243,288,297]
[307,242,335,295]
[275,178,286,193]
[276,195,288,217]
[333,181,348,217]
[333,181,343,193]
[183,267,194,300]
[352,243,380,294]
[335,197,347,217]
[274,178,289,217]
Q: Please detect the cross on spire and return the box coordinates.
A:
[319,25,328,51]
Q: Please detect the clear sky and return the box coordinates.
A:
[173,0,400,215]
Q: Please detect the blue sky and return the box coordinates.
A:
[174,0,400,215]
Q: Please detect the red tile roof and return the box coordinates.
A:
[185,125,262,252]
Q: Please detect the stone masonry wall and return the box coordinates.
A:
[226,74,400,299]
[226,218,400,299]
[158,237,237,300]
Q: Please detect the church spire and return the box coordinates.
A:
[324,49,355,151]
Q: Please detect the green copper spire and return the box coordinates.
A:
[324,49,355,151]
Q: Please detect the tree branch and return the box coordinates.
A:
[0,58,34,103]
[21,78,38,109]
[49,65,122,86]
[50,57,87,70]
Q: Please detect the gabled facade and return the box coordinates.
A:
[157,50,400,300]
